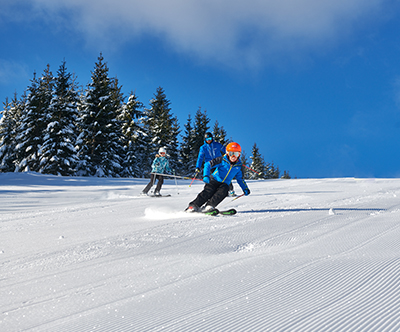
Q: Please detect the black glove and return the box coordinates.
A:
[195,168,200,173]
[243,188,250,196]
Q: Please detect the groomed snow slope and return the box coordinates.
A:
[1,173,400,331]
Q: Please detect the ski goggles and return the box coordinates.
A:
[206,137,212,142]
[159,152,166,155]
[228,151,240,157]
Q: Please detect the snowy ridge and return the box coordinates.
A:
[1,174,400,331]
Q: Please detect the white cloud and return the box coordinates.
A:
[10,0,391,68]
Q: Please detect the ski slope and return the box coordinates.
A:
[1,173,400,331]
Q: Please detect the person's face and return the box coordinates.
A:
[160,152,166,157]
[228,151,240,162]
[206,137,212,144]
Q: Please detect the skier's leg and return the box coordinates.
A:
[189,180,218,208]
[142,174,155,194]
[208,182,230,207]
[154,175,164,194]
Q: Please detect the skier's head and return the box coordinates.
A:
[226,142,241,162]
[204,132,213,144]
[158,147,167,156]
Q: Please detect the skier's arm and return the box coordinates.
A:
[203,158,222,183]
[237,178,250,195]
[152,157,161,167]
[196,146,205,169]
[204,156,224,177]
[235,168,250,195]
[203,161,212,177]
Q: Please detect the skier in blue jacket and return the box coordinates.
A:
[195,132,225,171]
[141,147,172,196]
[195,132,235,196]
[186,142,250,213]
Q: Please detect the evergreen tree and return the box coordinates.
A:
[119,92,145,177]
[249,143,266,179]
[167,116,181,173]
[180,114,197,176]
[0,98,11,172]
[76,53,125,177]
[15,66,54,172]
[39,60,79,176]
[212,120,228,146]
[142,87,180,175]
[192,107,210,155]
[240,149,251,179]
[110,77,124,111]
[0,96,21,172]
[265,161,280,179]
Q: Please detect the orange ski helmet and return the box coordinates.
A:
[226,142,241,154]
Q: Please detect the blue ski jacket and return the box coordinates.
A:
[151,155,172,174]
[196,141,225,169]
[204,155,249,192]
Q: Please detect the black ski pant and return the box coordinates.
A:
[142,174,163,194]
[190,178,229,208]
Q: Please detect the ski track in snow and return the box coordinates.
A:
[1,174,400,331]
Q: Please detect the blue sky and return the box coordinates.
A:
[1,0,400,178]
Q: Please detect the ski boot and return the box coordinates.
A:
[202,205,219,216]
[185,204,199,213]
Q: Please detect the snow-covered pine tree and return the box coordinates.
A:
[167,117,181,173]
[192,106,210,156]
[119,92,146,177]
[76,53,124,177]
[9,93,26,170]
[0,96,20,172]
[109,76,126,175]
[142,87,180,175]
[265,161,280,179]
[0,98,12,172]
[212,120,228,146]
[39,60,79,176]
[15,66,54,172]
[180,114,197,176]
[1,93,25,172]
[240,150,251,179]
[249,143,266,179]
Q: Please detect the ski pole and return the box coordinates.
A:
[150,172,202,181]
[189,170,199,187]
[231,193,245,201]
[244,165,262,176]
[220,193,245,208]
[173,169,179,194]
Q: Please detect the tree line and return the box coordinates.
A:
[0,53,291,179]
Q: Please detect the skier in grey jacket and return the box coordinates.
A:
[141,147,172,196]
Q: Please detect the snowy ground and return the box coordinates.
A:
[1,173,400,332]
